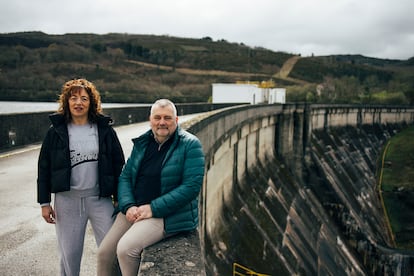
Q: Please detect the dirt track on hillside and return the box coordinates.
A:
[127,57,309,85]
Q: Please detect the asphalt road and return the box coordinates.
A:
[0,114,199,276]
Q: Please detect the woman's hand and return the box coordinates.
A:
[41,205,56,224]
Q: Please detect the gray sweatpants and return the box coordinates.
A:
[54,189,114,276]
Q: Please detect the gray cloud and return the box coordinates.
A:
[0,0,412,59]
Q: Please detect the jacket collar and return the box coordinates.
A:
[133,126,182,145]
[48,113,112,128]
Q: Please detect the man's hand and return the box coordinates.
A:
[41,205,56,224]
[136,204,153,220]
[125,204,153,223]
[126,206,139,223]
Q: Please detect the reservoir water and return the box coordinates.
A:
[0,101,150,115]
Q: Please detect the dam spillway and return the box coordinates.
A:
[189,104,414,275]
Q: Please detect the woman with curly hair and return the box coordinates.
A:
[37,78,125,276]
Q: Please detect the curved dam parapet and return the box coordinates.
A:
[186,104,414,275]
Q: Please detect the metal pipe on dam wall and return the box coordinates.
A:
[185,104,414,275]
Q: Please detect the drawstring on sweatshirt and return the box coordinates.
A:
[79,197,86,217]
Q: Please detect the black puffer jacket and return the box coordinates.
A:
[37,113,125,204]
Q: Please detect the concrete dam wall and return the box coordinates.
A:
[188,104,414,275]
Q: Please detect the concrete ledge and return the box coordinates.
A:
[138,230,205,276]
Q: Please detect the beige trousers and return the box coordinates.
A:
[97,212,166,276]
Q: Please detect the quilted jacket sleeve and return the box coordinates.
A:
[37,129,53,204]
[117,144,140,214]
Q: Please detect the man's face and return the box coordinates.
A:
[150,105,178,143]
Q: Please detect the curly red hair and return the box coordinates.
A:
[57,78,102,123]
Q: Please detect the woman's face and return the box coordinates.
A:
[68,88,90,122]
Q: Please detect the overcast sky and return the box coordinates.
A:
[0,0,413,60]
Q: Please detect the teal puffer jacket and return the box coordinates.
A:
[118,127,205,233]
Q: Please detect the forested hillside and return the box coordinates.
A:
[0,32,413,104]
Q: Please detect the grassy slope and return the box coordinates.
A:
[381,126,414,249]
